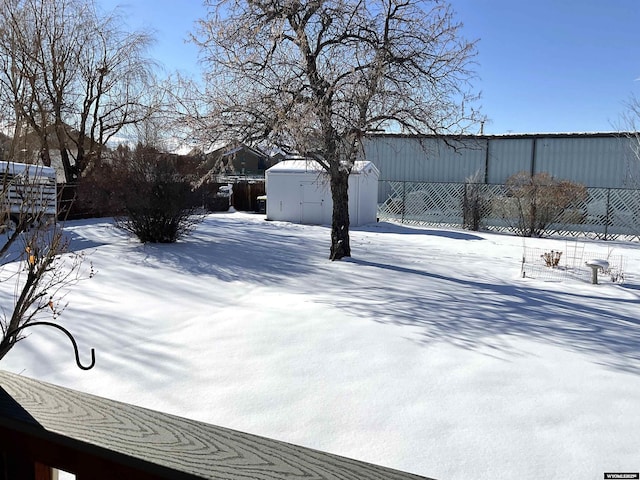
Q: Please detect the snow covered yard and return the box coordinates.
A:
[2,212,640,479]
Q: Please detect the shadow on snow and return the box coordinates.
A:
[86,214,640,376]
[133,217,328,285]
[357,222,485,241]
[341,257,640,375]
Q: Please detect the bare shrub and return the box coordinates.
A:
[462,170,491,231]
[114,146,203,243]
[0,161,92,366]
[498,172,587,237]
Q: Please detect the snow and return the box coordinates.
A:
[267,159,379,174]
[2,212,640,479]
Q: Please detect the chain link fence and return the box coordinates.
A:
[377,181,640,241]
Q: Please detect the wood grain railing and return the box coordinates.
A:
[0,370,434,480]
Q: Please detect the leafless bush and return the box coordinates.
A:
[114,147,203,243]
[462,171,491,231]
[498,172,587,237]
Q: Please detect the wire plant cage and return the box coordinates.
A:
[520,240,625,284]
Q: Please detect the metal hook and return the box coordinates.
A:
[11,321,95,370]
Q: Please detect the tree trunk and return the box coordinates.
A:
[329,169,350,260]
[0,340,13,363]
[55,120,77,183]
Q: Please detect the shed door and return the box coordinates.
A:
[300,182,324,224]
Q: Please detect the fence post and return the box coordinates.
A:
[401,181,406,224]
[462,183,468,229]
[604,188,611,241]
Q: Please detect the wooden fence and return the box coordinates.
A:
[0,370,432,480]
[228,180,265,212]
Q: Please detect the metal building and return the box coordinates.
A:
[363,133,639,203]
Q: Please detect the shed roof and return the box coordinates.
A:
[268,160,379,176]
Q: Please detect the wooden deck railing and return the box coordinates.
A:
[0,370,434,480]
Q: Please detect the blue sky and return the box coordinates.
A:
[453,0,640,134]
[98,0,640,135]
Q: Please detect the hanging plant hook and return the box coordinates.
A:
[11,321,95,370]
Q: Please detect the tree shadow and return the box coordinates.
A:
[55,214,640,377]
[63,232,107,254]
[133,218,328,285]
[62,219,126,254]
[339,257,640,374]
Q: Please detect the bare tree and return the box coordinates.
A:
[621,96,640,185]
[0,0,156,183]
[191,0,480,259]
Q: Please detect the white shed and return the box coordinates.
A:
[265,160,380,226]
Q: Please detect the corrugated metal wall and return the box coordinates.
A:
[363,134,639,202]
[534,136,632,188]
[364,135,486,181]
[486,137,533,183]
[364,135,487,201]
